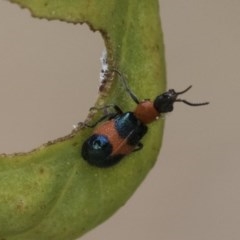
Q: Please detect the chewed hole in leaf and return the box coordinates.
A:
[0,2,104,153]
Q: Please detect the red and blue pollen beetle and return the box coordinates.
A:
[81,70,209,167]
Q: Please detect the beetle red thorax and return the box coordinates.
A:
[133,100,159,124]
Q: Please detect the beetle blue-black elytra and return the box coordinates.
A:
[81,70,209,168]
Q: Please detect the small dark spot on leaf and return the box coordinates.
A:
[16,200,25,212]
[39,167,45,174]
[40,204,46,210]
[72,142,78,147]
[99,79,107,92]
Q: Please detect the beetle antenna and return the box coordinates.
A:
[175,99,209,106]
[112,69,140,104]
[176,85,192,95]
[174,85,209,106]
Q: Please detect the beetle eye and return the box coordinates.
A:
[153,92,175,113]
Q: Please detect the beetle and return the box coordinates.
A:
[81,70,209,167]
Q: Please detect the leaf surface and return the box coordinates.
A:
[2,0,166,239]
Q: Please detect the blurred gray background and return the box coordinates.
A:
[0,1,239,240]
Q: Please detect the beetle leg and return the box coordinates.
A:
[133,142,143,151]
[83,104,123,128]
[90,104,123,115]
[83,113,115,128]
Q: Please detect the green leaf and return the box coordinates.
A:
[3,0,166,239]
